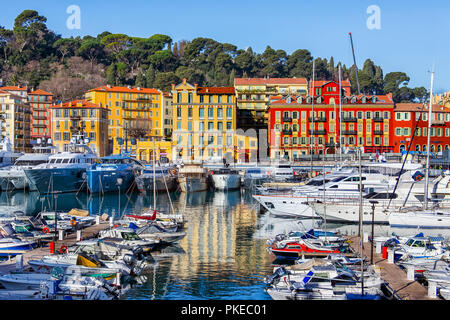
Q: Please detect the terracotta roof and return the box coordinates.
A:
[29,89,53,96]
[310,80,351,87]
[87,85,160,94]
[270,93,394,106]
[0,86,27,91]
[50,100,106,109]
[395,103,450,113]
[234,78,308,85]
[197,87,235,94]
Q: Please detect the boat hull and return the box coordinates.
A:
[178,177,208,193]
[135,174,177,193]
[211,174,241,190]
[24,167,88,194]
[253,195,319,218]
[389,211,450,229]
[87,168,136,193]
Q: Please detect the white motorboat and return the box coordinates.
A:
[210,167,241,190]
[98,227,160,253]
[134,223,186,245]
[0,153,51,191]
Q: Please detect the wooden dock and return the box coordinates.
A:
[0,221,111,274]
[347,235,437,300]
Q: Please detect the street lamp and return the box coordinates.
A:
[369,200,378,265]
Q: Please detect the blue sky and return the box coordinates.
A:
[0,0,448,92]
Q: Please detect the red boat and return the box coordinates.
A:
[270,239,351,259]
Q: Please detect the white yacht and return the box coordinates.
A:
[0,137,22,169]
[271,163,294,181]
[24,142,99,194]
[210,167,241,190]
[0,146,56,191]
[253,162,427,219]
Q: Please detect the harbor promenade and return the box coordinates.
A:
[0,221,111,274]
[347,235,437,300]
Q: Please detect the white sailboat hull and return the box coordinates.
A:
[253,195,319,218]
[389,211,450,229]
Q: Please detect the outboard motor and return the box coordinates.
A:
[264,267,290,285]
[132,245,145,260]
[123,253,136,266]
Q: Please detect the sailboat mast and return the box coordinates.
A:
[338,64,343,162]
[358,148,364,295]
[152,136,156,210]
[348,32,361,95]
[310,60,315,176]
[424,70,434,210]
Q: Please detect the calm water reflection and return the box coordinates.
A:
[2,189,449,300]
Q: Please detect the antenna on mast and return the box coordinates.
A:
[348,32,361,95]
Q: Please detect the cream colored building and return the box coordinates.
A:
[0,90,31,152]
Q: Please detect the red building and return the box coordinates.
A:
[28,89,53,143]
[308,80,352,100]
[393,103,450,154]
[268,81,395,160]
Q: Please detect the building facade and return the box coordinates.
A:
[171,79,257,162]
[85,85,164,156]
[268,82,395,160]
[49,100,109,157]
[0,90,31,153]
[393,103,450,154]
[234,78,309,136]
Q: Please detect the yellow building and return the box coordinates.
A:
[171,79,256,162]
[49,100,109,157]
[84,85,165,156]
[0,89,31,152]
[434,92,450,108]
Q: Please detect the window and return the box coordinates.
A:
[188,108,193,119]
[226,108,233,119]
[218,96,222,103]
[63,132,70,141]
[208,122,214,131]
[89,132,96,141]
[199,95,204,103]
[208,108,214,118]
[177,107,181,118]
[226,122,232,130]
[199,108,204,119]
[217,108,223,119]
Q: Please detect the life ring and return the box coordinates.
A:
[170,169,177,175]
[59,245,68,254]
[37,265,50,272]
[42,227,50,234]
[113,224,119,229]
[416,175,423,181]
[70,219,77,226]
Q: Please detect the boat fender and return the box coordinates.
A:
[59,245,68,254]
[37,265,50,272]
[42,227,50,234]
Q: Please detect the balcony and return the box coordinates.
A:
[432,119,446,126]
[33,116,47,120]
[341,130,357,135]
[282,129,292,135]
[373,117,384,122]
[342,117,357,122]
[308,117,327,122]
[282,117,292,122]
[33,124,47,128]
[373,130,384,135]
[308,129,327,135]
[325,142,340,148]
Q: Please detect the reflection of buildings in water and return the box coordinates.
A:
[212,190,241,207]
[0,191,42,216]
[168,196,272,286]
[253,215,320,240]
[175,191,208,212]
[0,191,90,216]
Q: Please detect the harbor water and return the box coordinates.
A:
[1,189,449,300]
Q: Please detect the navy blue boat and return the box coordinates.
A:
[87,154,144,193]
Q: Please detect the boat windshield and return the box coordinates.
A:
[121,232,140,240]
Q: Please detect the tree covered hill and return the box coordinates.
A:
[0,10,428,103]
